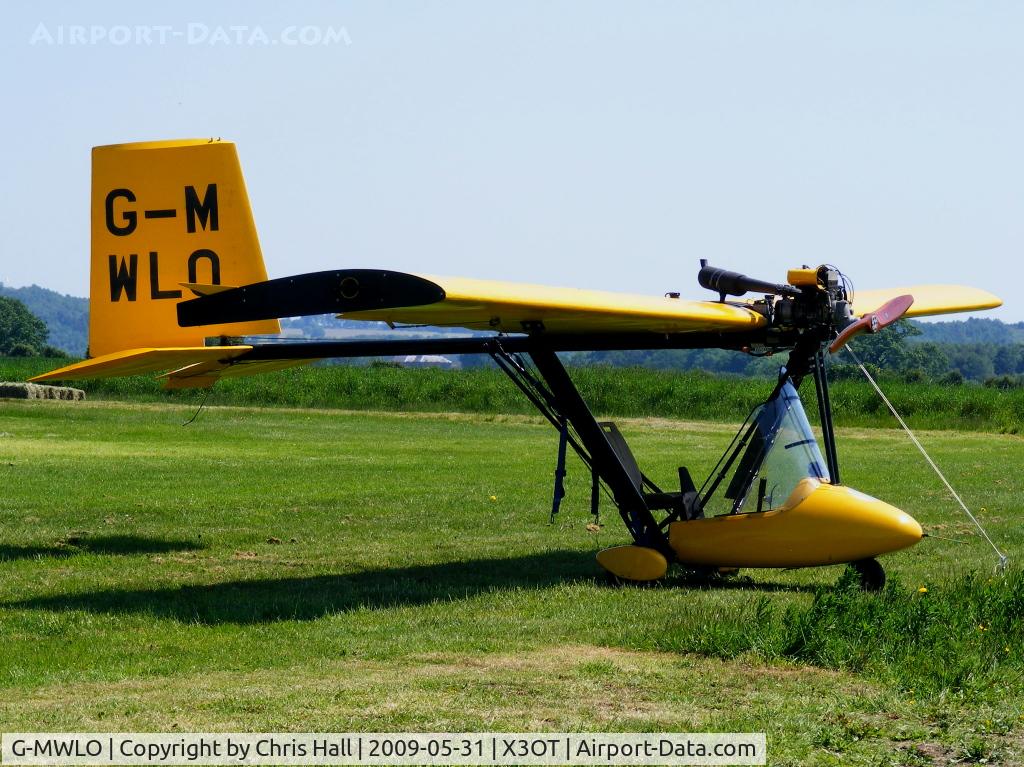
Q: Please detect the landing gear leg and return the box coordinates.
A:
[850,558,886,592]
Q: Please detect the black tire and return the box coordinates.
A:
[851,558,886,592]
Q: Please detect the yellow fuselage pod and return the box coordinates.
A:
[669,480,923,568]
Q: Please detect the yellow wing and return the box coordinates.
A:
[340,275,766,334]
[29,346,315,390]
[158,358,316,389]
[30,347,253,383]
[852,285,1001,319]
[29,273,1000,392]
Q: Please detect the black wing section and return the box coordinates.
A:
[177,269,445,327]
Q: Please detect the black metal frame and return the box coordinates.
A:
[526,346,671,554]
[811,350,841,484]
[174,263,858,567]
[235,331,751,361]
[216,302,846,565]
[480,341,675,554]
[230,330,816,560]
[226,325,841,561]
[782,335,842,487]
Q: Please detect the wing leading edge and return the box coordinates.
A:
[340,274,767,334]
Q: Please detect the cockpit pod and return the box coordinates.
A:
[669,379,923,568]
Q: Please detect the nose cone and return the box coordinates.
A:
[668,479,925,568]
[809,485,923,557]
[889,507,925,550]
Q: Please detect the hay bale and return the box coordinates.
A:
[0,382,85,401]
[0,382,37,398]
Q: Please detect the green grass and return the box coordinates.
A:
[0,399,1022,764]
[5,357,1024,434]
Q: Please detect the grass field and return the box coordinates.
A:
[0,398,1022,765]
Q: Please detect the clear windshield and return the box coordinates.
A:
[702,380,830,514]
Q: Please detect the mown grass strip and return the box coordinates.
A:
[0,401,1021,761]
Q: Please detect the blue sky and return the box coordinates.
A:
[1,1,1021,320]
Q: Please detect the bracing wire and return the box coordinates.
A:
[181,387,212,427]
[924,532,980,546]
[844,344,1008,572]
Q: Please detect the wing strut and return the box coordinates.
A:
[487,343,604,523]
[488,340,706,553]
[492,343,674,554]
[811,350,841,484]
[784,334,842,484]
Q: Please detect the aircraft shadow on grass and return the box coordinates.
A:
[0,535,203,561]
[3,550,816,625]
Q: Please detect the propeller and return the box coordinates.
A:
[829,294,914,354]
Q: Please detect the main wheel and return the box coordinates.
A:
[850,558,885,592]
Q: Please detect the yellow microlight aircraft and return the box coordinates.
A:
[34,139,1003,589]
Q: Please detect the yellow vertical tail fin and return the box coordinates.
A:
[89,138,279,356]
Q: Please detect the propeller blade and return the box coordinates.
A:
[829,294,914,354]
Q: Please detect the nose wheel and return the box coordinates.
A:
[850,558,886,592]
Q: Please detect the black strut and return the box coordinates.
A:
[488,344,604,523]
[526,347,670,554]
[811,350,841,484]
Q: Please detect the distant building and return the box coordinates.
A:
[398,354,459,369]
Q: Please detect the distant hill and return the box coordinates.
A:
[0,283,88,356]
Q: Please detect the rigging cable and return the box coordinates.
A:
[181,386,212,427]
[923,532,979,546]
[844,344,1008,572]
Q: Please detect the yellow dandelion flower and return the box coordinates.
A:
[489,495,497,501]
[918,587,928,593]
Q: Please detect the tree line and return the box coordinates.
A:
[0,296,69,357]
[572,321,1024,386]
